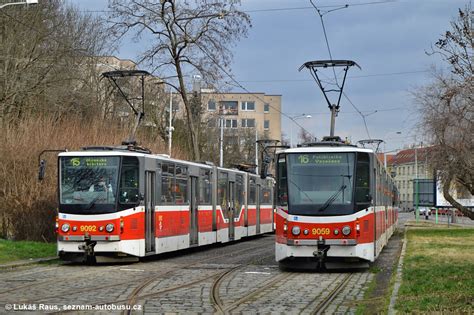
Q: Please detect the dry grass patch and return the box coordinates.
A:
[0,115,188,241]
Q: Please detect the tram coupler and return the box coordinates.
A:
[313,238,330,269]
[78,239,97,257]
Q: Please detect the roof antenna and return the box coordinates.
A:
[102,70,150,146]
[299,60,360,138]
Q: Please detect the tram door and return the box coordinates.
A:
[145,171,156,253]
[228,181,235,241]
[190,176,199,246]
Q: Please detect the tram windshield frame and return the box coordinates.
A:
[59,156,140,214]
[277,152,360,216]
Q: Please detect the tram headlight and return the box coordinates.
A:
[291,226,301,236]
[303,229,309,235]
[72,226,77,232]
[105,223,115,233]
[61,223,70,233]
[334,228,340,236]
[342,225,351,236]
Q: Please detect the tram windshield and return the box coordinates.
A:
[60,156,120,213]
[278,152,356,216]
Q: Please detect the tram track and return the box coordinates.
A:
[122,246,274,315]
[209,266,291,314]
[23,241,273,314]
[0,237,270,304]
[310,273,354,315]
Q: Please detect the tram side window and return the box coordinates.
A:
[119,157,139,205]
[355,153,371,211]
[277,155,288,206]
[161,163,175,204]
[249,178,257,205]
[235,175,244,211]
[199,169,212,205]
[175,165,189,204]
[218,172,228,209]
[261,187,271,204]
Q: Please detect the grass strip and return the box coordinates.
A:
[395,228,474,313]
[0,239,56,264]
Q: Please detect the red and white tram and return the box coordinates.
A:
[274,138,399,269]
[55,146,274,262]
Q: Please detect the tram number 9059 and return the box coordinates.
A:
[312,228,330,235]
[80,225,97,232]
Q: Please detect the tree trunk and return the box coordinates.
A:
[443,175,474,220]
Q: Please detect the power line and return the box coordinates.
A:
[342,91,371,138]
[306,0,381,140]
[236,69,432,83]
[78,1,398,15]
[309,0,340,85]
[288,106,409,116]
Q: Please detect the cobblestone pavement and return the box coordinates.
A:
[0,235,377,314]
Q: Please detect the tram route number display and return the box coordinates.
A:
[296,154,344,165]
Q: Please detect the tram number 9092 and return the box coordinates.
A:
[80,225,97,232]
[312,228,330,235]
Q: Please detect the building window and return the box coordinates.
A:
[264,103,270,113]
[225,119,237,129]
[264,120,270,130]
[241,101,255,111]
[241,119,255,128]
[208,100,216,111]
[220,101,238,115]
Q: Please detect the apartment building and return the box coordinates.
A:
[386,146,434,211]
[201,92,282,142]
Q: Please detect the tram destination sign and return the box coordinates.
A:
[67,157,119,168]
[295,153,345,165]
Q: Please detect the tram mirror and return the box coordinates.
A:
[38,159,46,181]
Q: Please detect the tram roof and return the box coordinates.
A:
[58,150,260,175]
[276,146,374,155]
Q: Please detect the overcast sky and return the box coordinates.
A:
[70,0,470,152]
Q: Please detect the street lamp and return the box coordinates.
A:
[0,0,38,9]
[290,114,312,148]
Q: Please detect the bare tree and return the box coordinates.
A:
[108,0,251,161]
[298,128,313,145]
[0,1,112,125]
[416,5,473,219]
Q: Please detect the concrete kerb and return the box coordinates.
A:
[0,257,58,271]
[388,226,408,315]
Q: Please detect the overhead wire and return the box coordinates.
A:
[306,0,398,140]
[342,91,371,139]
[235,69,431,83]
[309,0,341,85]
[77,1,398,15]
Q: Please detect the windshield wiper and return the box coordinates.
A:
[85,195,101,210]
[318,184,347,212]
